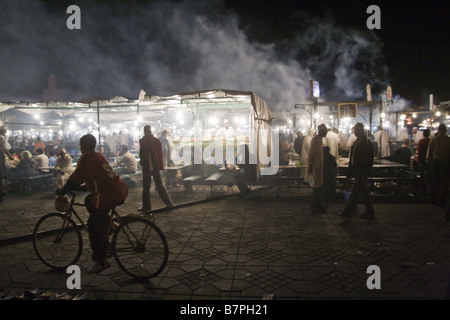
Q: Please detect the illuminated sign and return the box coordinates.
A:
[310,80,320,98]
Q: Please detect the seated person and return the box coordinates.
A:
[279,134,290,166]
[393,138,413,166]
[6,149,20,168]
[47,150,57,167]
[34,148,49,173]
[234,143,257,196]
[112,145,137,175]
[54,148,75,189]
[10,150,37,177]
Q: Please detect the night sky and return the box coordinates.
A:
[1,0,448,110]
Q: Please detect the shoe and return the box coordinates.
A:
[138,207,151,212]
[87,260,111,274]
[337,211,350,218]
[311,208,321,214]
[337,207,355,218]
[359,210,375,220]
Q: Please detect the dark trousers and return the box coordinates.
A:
[142,170,173,210]
[418,161,430,200]
[429,160,450,206]
[345,176,374,213]
[0,178,4,198]
[311,187,323,209]
[85,194,110,262]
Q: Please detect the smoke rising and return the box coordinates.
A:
[0,0,408,112]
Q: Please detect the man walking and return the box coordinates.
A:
[416,129,431,201]
[338,123,375,220]
[427,124,450,207]
[139,125,173,212]
[307,124,328,214]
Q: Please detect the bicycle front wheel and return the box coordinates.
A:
[32,213,83,270]
[113,216,168,280]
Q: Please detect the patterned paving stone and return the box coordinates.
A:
[175,268,223,291]
[1,187,449,300]
[244,269,292,292]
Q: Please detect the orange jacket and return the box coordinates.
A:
[68,152,128,209]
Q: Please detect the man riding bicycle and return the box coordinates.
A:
[57,134,128,274]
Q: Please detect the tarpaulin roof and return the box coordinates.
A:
[0,89,273,122]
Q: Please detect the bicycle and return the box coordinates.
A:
[32,191,169,280]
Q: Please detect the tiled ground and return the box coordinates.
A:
[1,184,450,300]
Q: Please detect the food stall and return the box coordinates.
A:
[1,89,274,178]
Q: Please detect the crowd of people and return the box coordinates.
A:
[0,124,185,196]
[0,120,449,274]
[1,120,449,220]
[277,122,450,221]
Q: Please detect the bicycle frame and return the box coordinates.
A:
[61,191,155,250]
[34,191,168,279]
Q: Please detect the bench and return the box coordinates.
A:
[181,175,204,190]
[335,174,419,196]
[274,176,305,196]
[205,172,224,192]
[120,171,142,187]
[10,173,55,194]
[336,175,418,182]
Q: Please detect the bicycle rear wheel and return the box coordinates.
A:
[113,216,168,280]
[33,212,83,270]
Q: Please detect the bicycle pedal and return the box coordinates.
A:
[105,243,114,258]
[143,213,155,222]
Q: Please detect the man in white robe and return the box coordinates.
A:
[373,126,391,158]
[300,127,316,178]
[307,124,328,214]
[326,128,340,160]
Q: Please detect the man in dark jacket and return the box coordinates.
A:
[338,123,375,220]
[416,129,431,200]
[139,125,173,212]
[427,124,450,207]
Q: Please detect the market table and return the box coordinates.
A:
[274,163,307,196]
[336,158,418,196]
[162,164,192,188]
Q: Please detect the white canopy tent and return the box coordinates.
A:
[1,89,274,175]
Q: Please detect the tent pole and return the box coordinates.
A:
[62,114,66,150]
[97,101,101,149]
